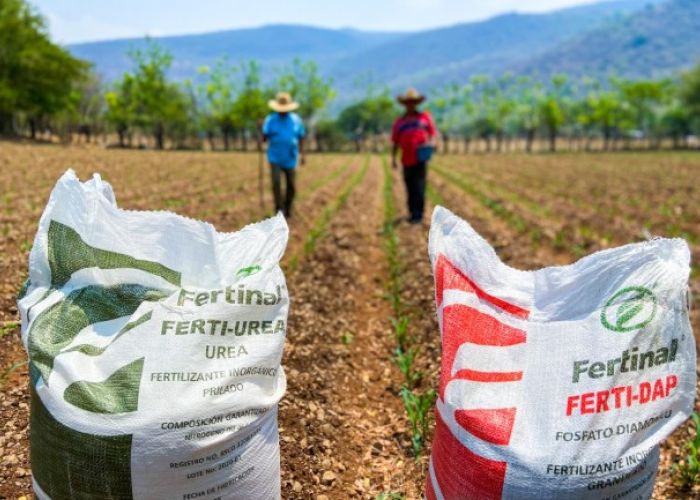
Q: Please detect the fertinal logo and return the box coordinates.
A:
[601,286,657,332]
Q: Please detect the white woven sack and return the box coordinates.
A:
[18,170,288,500]
[426,206,695,500]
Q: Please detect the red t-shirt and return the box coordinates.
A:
[391,111,436,167]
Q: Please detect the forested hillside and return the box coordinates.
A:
[521,0,700,79]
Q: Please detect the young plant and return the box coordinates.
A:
[401,387,437,458]
[0,321,19,339]
[673,412,700,489]
[390,316,410,351]
[394,346,422,388]
[384,283,402,315]
[340,332,354,345]
[375,493,405,500]
[0,361,27,389]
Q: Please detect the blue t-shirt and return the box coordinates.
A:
[262,112,306,169]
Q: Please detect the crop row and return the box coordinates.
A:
[286,156,370,272]
[381,158,435,460]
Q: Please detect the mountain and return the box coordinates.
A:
[69,25,402,81]
[328,0,663,92]
[66,0,696,104]
[519,0,700,79]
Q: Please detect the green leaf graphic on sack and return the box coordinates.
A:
[237,264,262,278]
[28,221,180,414]
[601,286,657,332]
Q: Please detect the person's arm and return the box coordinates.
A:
[426,112,438,147]
[298,117,306,166]
[260,116,270,143]
[299,137,305,166]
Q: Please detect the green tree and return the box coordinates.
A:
[587,86,630,151]
[490,75,517,152]
[512,77,543,153]
[337,88,396,152]
[0,0,89,137]
[164,80,198,149]
[72,74,106,143]
[458,84,477,153]
[232,61,269,151]
[538,75,568,153]
[427,84,464,153]
[127,41,187,149]
[660,103,693,149]
[105,74,136,147]
[198,60,239,150]
[315,119,346,151]
[470,76,498,152]
[277,58,334,122]
[617,78,670,147]
[679,61,700,134]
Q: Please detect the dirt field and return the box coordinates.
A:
[1,141,698,499]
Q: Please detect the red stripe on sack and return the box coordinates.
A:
[455,408,517,446]
[440,304,526,399]
[434,254,529,318]
[453,369,523,383]
[429,410,507,500]
[425,470,438,500]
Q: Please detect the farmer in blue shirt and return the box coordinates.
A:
[262,92,306,218]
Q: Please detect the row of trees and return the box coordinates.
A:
[93,49,700,153]
[421,71,700,153]
[2,0,700,152]
[103,45,335,150]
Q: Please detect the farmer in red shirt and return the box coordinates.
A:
[391,88,436,224]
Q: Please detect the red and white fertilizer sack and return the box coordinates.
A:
[19,170,288,499]
[426,207,696,500]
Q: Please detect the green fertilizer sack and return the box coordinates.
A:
[18,170,289,499]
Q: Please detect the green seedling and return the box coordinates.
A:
[553,229,567,250]
[302,157,369,258]
[0,321,19,339]
[394,346,422,388]
[401,387,436,458]
[390,316,410,351]
[340,332,354,345]
[673,412,700,489]
[375,493,405,500]
[0,361,28,389]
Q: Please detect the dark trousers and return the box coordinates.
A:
[270,164,296,216]
[403,162,427,222]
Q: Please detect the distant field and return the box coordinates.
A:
[0,142,698,498]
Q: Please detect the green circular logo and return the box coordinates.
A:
[601,286,657,332]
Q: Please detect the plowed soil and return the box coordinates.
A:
[1,142,698,499]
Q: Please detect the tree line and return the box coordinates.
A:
[102,43,334,151]
[424,72,700,153]
[2,0,700,152]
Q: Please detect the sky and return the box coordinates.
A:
[31,0,601,45]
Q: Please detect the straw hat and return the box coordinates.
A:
[269,92,299,112]
[397,88,426,104]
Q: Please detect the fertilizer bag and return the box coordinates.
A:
[426,207,695,500]
[18,170,289,500]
